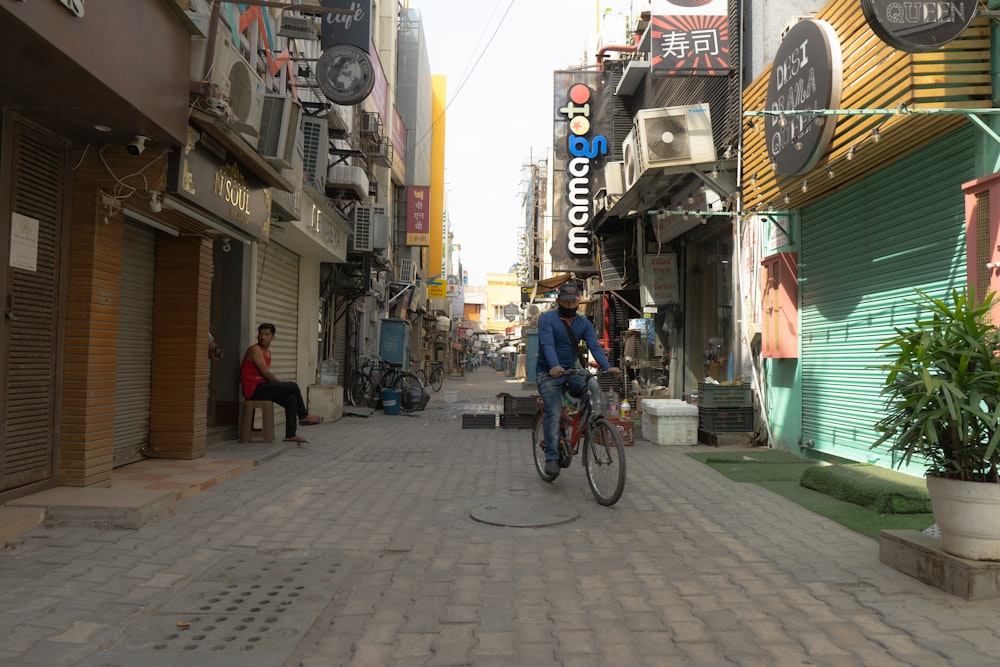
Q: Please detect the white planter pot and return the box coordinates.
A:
[927,475,1000,561]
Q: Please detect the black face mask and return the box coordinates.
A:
[558,305,578,318]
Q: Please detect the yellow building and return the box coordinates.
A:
[484,273,523,334]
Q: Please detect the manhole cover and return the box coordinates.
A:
[90,552,349,662]
[470,499,579,527]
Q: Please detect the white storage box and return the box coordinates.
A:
[641,399,698,446]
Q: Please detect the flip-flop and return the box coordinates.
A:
[284,435,308,443]
[299,415,323,426]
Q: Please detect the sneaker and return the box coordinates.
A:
[559,456,572,469]
[544,459,561,477]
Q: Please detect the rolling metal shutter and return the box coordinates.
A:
[1,117,65,493]
[800,127,974,467]
[255,242,299,429]
[113,221,156,467]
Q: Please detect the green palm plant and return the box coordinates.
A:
[873,287,1000,482]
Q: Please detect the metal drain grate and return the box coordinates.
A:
[78,551,352,664]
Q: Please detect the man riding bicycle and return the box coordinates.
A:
[536,282,620,479]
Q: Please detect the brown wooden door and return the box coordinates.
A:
[0,114,67,493]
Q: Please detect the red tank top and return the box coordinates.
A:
[240,346,270,399]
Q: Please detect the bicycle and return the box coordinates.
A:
[348,357,424,413]
[531,369,626,506]
[414,361,444,393]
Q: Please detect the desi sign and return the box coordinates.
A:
[764,20,843,176]
[406,186,430,246]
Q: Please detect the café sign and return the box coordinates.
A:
[862,0,978,52]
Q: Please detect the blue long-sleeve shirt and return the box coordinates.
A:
[535,308,611,374]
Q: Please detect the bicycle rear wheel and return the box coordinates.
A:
[392,372,424,413]
[531,411,557,482]
[583,417,626,505]
[347,373,375,408]
[429,367,443,392]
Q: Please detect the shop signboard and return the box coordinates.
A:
[551,71,611,273]
[862,0,977,52]
[640,253,679,306]
[649,0,730,75]
[764,20,843,176]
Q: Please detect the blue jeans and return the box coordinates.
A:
[537,370,590,461]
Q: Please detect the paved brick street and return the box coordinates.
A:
[2,369,1000,666]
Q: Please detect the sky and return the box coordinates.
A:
[411,0,615,286]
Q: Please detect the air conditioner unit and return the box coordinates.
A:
[361,111,382,139]
[351,205,374,252]
[351,204,388,252]
[278,15,319,40]
[301,116,329,191]
[604,161,626,197]
[626,104,716,188]
[399,258,415,283]
[192,24,265,137]
[327,164,369,200]
[371,137,393,167]
[258,95,302,169]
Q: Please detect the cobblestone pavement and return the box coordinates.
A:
[3,369,1000,666]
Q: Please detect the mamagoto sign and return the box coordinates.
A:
[551,71,610,273]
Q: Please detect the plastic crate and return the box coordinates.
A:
[500,414,534,429]
[697,383,753,408]
[605,417,635,446]
[462,413,496,429]
[501,393,540,415]
[698,407,754,433]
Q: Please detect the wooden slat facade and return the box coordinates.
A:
[742,0,991,211]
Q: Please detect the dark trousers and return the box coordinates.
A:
[251,382,308,438]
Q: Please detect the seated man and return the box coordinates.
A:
[240,323,321,443]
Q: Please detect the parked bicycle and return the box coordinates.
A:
[531,369,626,506]
[414,361,444,393]
[347,357,425,413]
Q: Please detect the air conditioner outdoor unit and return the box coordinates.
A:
[399,258,415,283]
[278,15,319,40]
[258,94,302,169]
[301,116,329,191]
[604,161,626,197]
[192,23,265,137]
[624,104,716,189]
[361,111,382,139]
[371,137,393,167]
[327,164,369,200]
[351,204,388,253]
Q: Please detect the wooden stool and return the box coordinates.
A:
[240,400,274,443]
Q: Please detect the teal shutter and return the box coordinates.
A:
[799,127,974,470]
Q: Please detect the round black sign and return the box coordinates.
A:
[316,45,375,106]
[862,0,978,52]
[764,20,843,176]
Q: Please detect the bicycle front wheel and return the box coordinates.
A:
[583,417,626,505]
[347,374,375,408]
[429,367,443,392]
[531,411,556,482]
[392,372,424,413]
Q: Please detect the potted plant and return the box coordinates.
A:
[873,286,1000,560]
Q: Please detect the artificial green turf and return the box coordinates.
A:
[686,450,935,541]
